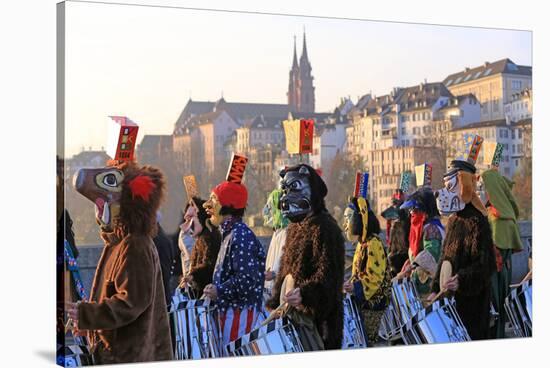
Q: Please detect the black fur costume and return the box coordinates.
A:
[431,203,496,340]
[267,165,345,350]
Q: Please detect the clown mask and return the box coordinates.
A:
[181,199,203,237]
[203,192,223,227]
[73,167,124,229]
[279,166,313,223]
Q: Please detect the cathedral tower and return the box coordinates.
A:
[287,31,315,113]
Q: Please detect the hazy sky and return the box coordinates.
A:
[64,1,532,157]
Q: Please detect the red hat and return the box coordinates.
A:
[212,181,248,209]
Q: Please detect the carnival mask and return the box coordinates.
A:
[203,192,223,227]
[279,166,313,223]
[263,189,288,229]
[435,170,466,216]
[73,167,124,228]
[343,197,369,243]
[181,200,203,237]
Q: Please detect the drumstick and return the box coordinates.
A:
[427,288,447,306]
[261,302,288,326]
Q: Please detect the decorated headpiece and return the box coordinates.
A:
[415,163,433,188]
[282,119,314,154]
[106,116,139,162]
[343,172,371,242]
[212,153,249,210]
[399,171,412,193]
[446,133,484,176]
[183,175,199,200]
[483,142,504,169]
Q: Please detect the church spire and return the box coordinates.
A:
[292,35,298,70]
[300,28,309,66]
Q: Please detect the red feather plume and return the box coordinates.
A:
[128,175,155,202]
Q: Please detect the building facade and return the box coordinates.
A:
[443,58,532,122]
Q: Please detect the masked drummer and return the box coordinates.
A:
[478,144,523,338]
[178,196,222,298]
[431,134,496,340]
[262,187,289,302]
[396,184,445,303]
[266,164,345,350]
[342,173,391,344]
[202,179,266,346]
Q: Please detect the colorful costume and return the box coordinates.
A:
[206,179,266,345]
[401,186,445,300]
[481,165,523,338]
[344,173,391,343]
[433,134,496,340]
[74,161,173,364]
[267,164,345,350]
[262,188,289,301]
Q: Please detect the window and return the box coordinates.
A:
[512,130,516,139]
[505,167,510,175]
[512,144,516,154]
[512,80,522,89]
[493,99,499,112]
[401,127,406,135]
[516,159,519,167]
[519,130,523,139]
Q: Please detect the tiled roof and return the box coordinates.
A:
[450,119,509,132]
[396,82,453,112]
[174,98,290,133]
[443,58,532,88]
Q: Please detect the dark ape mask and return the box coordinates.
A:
[279,166,313,223]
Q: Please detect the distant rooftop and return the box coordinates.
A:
[443,58,532,88]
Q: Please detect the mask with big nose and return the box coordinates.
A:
[435,170,466,216]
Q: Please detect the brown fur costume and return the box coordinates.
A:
[76,161,174,363]
[431,203,496,340]
[267,210,346,350]
[187,227,222,297]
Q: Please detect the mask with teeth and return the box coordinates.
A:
[73,167,124,230]
[279,166,312,223]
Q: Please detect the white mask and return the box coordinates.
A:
[435,171,466,216]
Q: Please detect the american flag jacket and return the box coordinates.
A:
[213,216,266,311]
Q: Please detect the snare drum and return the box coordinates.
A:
[401,298,471,344]
[225,317,304,356]
[378,278,423,341]
[57,333,94,366]
[342,294,368,349]
[169,298,222,360]
[504,279,532,337]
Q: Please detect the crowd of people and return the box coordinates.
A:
[59,135,529,365]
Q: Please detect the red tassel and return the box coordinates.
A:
[128,175,155,202]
